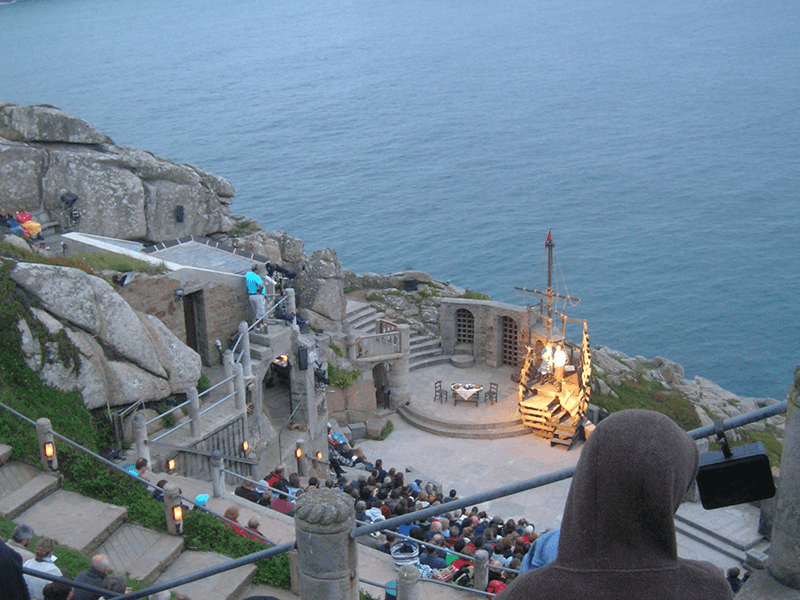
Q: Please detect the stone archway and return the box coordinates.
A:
[372,363,391,409]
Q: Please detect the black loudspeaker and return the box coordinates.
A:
[298,347,308,371]
[696,441,776,510]
[175,205,185,223]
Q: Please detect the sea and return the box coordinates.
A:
[1,0,798,400]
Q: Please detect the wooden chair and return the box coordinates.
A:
[434,380,448,403]
[484,382,499,405]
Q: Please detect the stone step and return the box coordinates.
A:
[409,355,451,372]
[675,502,763,551]
[15,488,128,554]
[450,355,475,368]
[409,336,440,350]
[98,523,184,583]
[411,346,444,362]
[0,444,11,467]
[250,343,272,362]
[674,520,747,564]
[398,405,531,439]
[154,550,256,600]
[0,461,61,519]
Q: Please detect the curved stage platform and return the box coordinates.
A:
[401,362,532,440]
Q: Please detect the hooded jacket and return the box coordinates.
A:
[499,409,732,600]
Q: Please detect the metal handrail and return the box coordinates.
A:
[231,295,288,356]
[352,401,789,538]
[148,439,258,465]
[145,398,190,426]
[198,373,235,399]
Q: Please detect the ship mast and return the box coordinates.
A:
[515,231,580,341]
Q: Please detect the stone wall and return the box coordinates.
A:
[325,379,376,425]
[119,272,249,366]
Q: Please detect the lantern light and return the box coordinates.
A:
[167,458,176,473]
[316,451,323,460]
[295,447,303,459]
[242,440,250,453]
[172,505,183,522]
[44,442,55,458]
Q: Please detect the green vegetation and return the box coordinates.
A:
[196,372,211,393]
[0,241,167,274]
[710,428,783,469]
[365,292,381,302]
[591,376,701,431]
[365,420,394,441]
[343,286,357,294]
[330,343,345,358]
[328,364,360,389]
[461,289,491,301]
[229,217,262,237]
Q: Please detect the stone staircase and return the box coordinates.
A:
[0,443,254,598]
[345,300,449,371]
[397,403,531,440]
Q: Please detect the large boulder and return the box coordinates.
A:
[11,262,201,409]
[0,103,234,241]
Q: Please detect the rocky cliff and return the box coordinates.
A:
[8,260,201,410]
[0,103,234,242]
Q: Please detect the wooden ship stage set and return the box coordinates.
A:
[515,233,593,450]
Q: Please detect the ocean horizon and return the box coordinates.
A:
[2,0,798,400]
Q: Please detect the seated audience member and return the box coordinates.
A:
[420,545,449,570]
[152,479,168,503]
[266,465,287,487]
[134,458,150,482]
[223,506,248,537]
[98,573,127,600]
[234,479,261,503]
[42,581,73,600]
[23,538,62,600]
[14,207,44,240]
[1,539,30,600]
[245,517,266,541]
[73,554,110,600]
[498,410,734,600]
[0,209,25,237]
[727,567,742,594]
[7,523,35,563]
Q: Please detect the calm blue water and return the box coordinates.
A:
[2,0,799,399]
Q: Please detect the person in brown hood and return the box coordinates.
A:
[498,409,732,600]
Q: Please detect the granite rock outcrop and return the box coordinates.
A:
[0,103,234,242]
[9,260,201,409]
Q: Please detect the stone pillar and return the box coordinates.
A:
[35,418,58,472]
[210,450,225,498]
[133,412,150,465]
[238,321,253,378]
[286,288,298,329]
[296,439,309,477]
[163,482,183,535]
[187,387,200,439]
[388,324,411,408]
[766,369,800,590]
[473,549,489,592]
[294,488,358,600]
[234,362,249,436]
[223,349,235,398]
[397,563,421,600]
[346,335,358,361]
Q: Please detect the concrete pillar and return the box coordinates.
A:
[388,324,411,408]
[473,548,489,592]
[346,335,358,361]
[187,387,200,439]
[296,439,309,477]
[210,450,225,498]
[133,412,150,465]
[397,563,421,600]
[286,288,297,329]
[238,321,253,378]
[35,418,58,472]
[223,349,235,399]
[766,370,800,590]
[163,482,183,535]
[234,362,247,412]
[294,488,358,600]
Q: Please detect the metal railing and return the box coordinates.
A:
[1,397,788,599]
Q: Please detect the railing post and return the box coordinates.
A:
[187,387,200,439]
[397,563,421,600]
[133,412,150,465]
[163,482,183,535]
[223,349,235,399]
[234,362,246,412]
[346,335,358,361]
[296,439,309,477]
[294,488,358,600]
[36,418,58,472]
[210,450,225,498]
[286,288,297,329]
[473,548,489,592]
[238,321,253,378]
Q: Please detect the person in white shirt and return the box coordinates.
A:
[23,538,62,600]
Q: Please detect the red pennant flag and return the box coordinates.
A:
[545,230,552,247]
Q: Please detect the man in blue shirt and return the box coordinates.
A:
[245,264,267,328]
